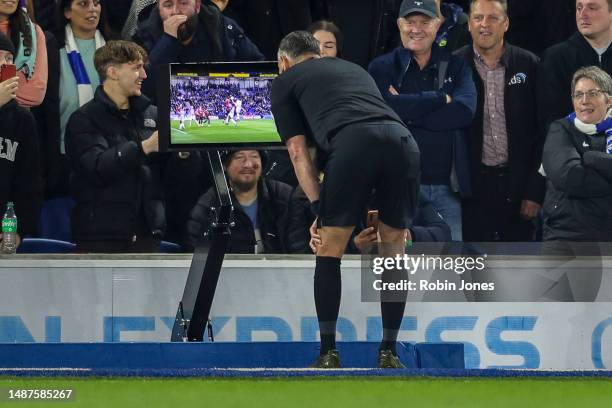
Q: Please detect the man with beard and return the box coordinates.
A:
[133,0,263,102]
[185,150,312,253]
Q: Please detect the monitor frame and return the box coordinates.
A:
[157,61,285,152]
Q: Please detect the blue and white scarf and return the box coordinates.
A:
[13,10,37,80]
[566,110,612,136]
[65,24,105,107]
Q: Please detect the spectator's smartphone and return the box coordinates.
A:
[366,210,379,232]
[0,64,16,83]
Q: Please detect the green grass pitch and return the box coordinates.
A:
[170,119,281,144]
[1,377,612,408]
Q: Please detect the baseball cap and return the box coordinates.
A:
[398,0,438,19]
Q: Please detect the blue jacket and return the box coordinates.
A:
[368,46,476,196]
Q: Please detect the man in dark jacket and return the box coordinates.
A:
[368,0,476,241]
[0,33,42,248]
[537,0,612,134]
[456,0,544,242]
[133,0,263,101]
[65,40,165,252]
[186,150,311,253]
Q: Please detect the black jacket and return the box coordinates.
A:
[542,119,612,241]
[133,3,263,101]
[225,0,327,60]
[32,31,68,197]
[456,43,545,203]
[186,178,311,253]
[537,32,612,134]
[0,100,43,236]
[65,87,165,242]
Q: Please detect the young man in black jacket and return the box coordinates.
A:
[186,150,311,253]
[0,33,43,249]
[65,40,165,252]
[537,0,612,134]
[456,0,544,241]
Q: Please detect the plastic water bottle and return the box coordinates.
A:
[1,202,18,254]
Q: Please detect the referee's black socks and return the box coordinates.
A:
[314,256,342,356]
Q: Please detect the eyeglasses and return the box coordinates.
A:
[572,89,607,101]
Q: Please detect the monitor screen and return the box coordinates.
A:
[157,62,284,151]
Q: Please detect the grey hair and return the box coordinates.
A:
[277,31,321,61]
[571,66,612,96]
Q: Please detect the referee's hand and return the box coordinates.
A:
[309,218,321,254]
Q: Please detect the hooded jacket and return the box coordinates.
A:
[537,32,612,134]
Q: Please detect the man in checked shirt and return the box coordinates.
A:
[455,0,545,242]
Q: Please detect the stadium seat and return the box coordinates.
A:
[160,241,183,253]
[17,238,76,254]
[38,197,75,242]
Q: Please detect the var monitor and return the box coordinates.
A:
[157,62,283,151]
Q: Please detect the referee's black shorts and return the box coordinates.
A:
[319,121,420,229]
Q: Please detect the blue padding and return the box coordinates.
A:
[38,197,75,242]
[17,238,76,254]
[0,342,423,369]
[416,343,465,369]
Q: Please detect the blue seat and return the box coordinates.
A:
[17,238,76,254]
[38,197,75,242]
[159,241,182,253]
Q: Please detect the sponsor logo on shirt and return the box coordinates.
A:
[509,73,527,86]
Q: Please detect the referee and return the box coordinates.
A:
[271,31,421,368]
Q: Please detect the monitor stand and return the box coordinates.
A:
[170,150,233,342]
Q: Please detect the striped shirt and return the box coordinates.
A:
[474,49,508,166]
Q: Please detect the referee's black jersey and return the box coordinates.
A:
[271,57,403,153]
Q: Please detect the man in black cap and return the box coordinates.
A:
[369,0,476,241]
[0,32,43,250]
[272,31,421,368]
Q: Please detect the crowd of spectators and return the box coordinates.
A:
[1,0,611,253]
[171,78,272,118]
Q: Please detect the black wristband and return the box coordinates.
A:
[310,200,320,217]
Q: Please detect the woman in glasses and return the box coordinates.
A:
[542,66,612,242]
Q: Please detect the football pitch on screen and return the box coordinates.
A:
[170,119,280,144]
[2,377,612,408]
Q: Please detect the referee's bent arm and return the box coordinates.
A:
[286,135,320,203]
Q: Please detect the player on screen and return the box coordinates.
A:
[196,106,211,127]
[186,103,195,128]
[177,105,186,130]
[234,98,243,126]
[224,96,237,126]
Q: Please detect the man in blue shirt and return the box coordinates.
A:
[368,0,476,241]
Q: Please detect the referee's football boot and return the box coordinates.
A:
[311,349,341,368]
[378,349,405,369]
